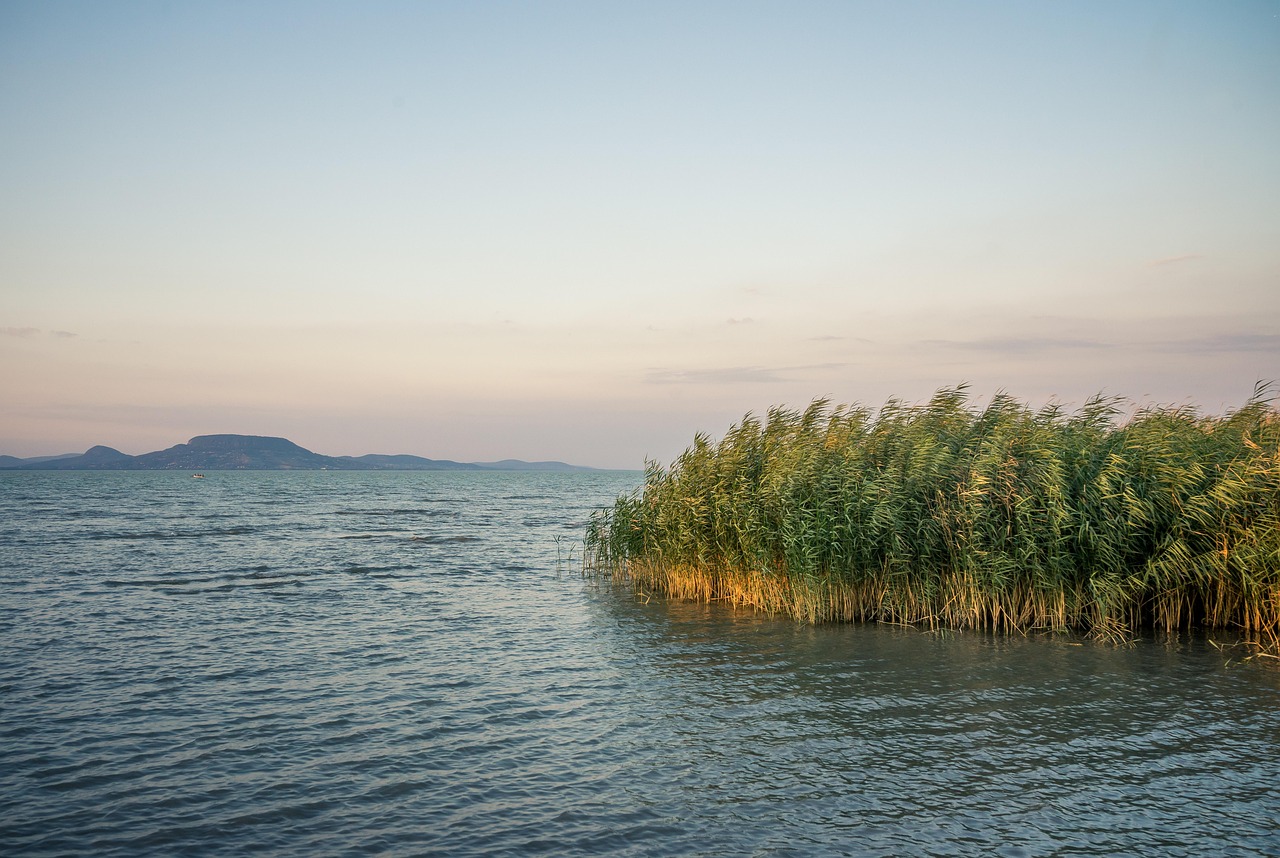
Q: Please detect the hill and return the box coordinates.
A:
[0,435,597,471]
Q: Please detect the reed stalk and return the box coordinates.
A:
[585,384,1280,647]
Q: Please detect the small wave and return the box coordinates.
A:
[342,564,418,577]
[409,535,481,544]
[100,565,292,591]
[90,525,259,541]
[334,508,460,518]
[190,579,304,593]
[102,578,197,588]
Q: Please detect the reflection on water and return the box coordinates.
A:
[0,471,1276,857]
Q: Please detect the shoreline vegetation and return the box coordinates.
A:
[584,385,1280,658]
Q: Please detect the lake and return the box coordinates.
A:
[1,470,1277,856]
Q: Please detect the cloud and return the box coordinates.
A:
[1158,333,1280,354]
[645,363,847,385]
[646,366,785,385]
[924,336,1112,354]
[810,335,876,344]
[1,327,77,339]
[1147,254,1202,267]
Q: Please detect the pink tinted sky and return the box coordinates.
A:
[2,1,1277,469]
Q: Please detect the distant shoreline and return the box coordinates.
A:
[0,433,606,473]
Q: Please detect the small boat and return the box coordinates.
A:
[192,474,205,479]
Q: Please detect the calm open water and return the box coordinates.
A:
[1,470,1277,857]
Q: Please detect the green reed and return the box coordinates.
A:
[585,384,1280,643]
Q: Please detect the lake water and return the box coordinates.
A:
[1,470,1277,857]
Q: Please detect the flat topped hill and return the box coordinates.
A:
[186,434,310,451]
[133,435,339,470]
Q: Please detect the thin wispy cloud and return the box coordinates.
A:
[810,335,876,344]
[1147,254,1203,267]
[1157,333,1280,354]
[2,327,77,339]
[646,366,786,385]
[924,336,1112,354]
[646,363,847,385]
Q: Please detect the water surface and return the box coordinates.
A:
[2,471,1277,856]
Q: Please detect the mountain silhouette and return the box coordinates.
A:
[2,434,595,471]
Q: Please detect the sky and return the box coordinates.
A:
[2,1,1277,469]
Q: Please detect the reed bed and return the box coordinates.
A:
[585,385,1280,646]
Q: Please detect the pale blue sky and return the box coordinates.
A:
[2,1,1277,468]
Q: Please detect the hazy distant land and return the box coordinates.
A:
[0,434,598,472]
